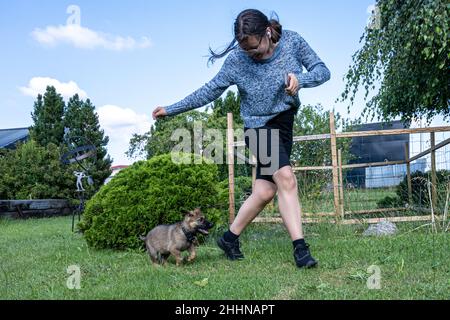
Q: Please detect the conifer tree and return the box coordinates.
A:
[29,86,66,147]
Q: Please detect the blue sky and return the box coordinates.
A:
[0,0,447,166]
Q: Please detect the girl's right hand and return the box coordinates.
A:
[152,106,167,120]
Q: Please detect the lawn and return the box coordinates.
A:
[0,216,448,299]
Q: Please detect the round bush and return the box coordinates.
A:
[78,153,224,250]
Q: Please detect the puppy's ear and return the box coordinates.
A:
[184,210,194,217]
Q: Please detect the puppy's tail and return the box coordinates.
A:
[139,235,146,241]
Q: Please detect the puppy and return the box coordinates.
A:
[140,208,214,266]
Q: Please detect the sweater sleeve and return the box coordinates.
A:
[164,55,235,116]
[294,34,331,89]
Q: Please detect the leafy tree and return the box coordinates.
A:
[127,91,251,182]
[205,90,241,121]
[205,91,249,181]
[292,104,359,166]
[127,110,209,159]
[29,86,66,147]
[339,0,449,123]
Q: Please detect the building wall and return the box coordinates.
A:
[365,158,427,188]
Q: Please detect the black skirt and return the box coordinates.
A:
[244,107,296,184]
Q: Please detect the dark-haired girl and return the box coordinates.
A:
[152,9,330,268]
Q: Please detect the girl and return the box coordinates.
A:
[152,9,330,268]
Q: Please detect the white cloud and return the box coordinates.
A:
[96,105,152,165]
[20,77,88,100]
[31,24,151,51]
[96,105,151,132]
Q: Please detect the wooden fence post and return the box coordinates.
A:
[227,113,235,224]
[330,112,341,218]
[404,142,412,205]
[338,149,345,218]
[430,132,437,211]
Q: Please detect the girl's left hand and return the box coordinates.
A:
[285,73,299,96]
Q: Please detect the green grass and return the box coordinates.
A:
[0,216,449,299]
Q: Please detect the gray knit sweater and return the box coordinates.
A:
[165,30,331,128]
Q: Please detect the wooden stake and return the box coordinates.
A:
[344,207,409,215]
[227,113,235,224]
[405,142,412,205]
[293,165,333,171]
[329,112,341,218]
[338,149,344,219]
[336,126,450,138]
[430,132,437,213]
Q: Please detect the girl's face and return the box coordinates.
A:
[239,33,270,60]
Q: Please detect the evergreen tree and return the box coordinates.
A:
[29,86,65,147]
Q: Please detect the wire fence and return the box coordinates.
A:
[227,113,450,225]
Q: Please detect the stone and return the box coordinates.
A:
[363,220,398,236]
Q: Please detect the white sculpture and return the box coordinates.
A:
[74,171,86,192]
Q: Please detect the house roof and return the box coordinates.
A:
[0,127,30,149]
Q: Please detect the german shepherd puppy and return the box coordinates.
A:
[140,208,214,266]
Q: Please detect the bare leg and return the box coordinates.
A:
[272,166,304,240]
[229,179,278,235]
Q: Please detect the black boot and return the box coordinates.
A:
[217,236,244,260]
[293,243,317,268]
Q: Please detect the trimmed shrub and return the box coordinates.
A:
[78,153,225,250]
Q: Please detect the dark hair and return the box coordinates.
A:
[207,9,282,66]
